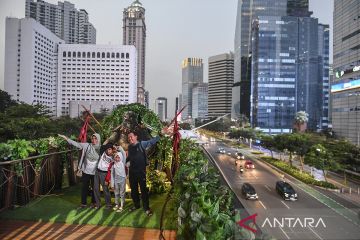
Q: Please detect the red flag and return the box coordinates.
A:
[78,115,91,142]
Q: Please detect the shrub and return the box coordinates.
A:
[261,157,337,189]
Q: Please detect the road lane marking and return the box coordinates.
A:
[265,185,272,191]
[281,200,290,209]
[279,226,290,240]
[308,226,323,240]
[259,200,267,209]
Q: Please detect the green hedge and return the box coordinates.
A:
[174,140,235,240]
[261,156,337,189]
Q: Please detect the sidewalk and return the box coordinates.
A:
[0,220,176,240]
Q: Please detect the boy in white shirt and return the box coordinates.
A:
[111,148,127,212]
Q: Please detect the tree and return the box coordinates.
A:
[0,103,81,142]
[305,144,339,182]
[260,135,275,158]
[293,111,308,133]
[0,90,17,112]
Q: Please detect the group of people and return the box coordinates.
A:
[58,128,168,217]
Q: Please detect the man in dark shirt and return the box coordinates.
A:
[126,128,169,216]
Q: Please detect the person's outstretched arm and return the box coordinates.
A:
[58,134,88,149]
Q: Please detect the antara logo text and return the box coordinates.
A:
[237,213,327,233]
[261,217,327,228]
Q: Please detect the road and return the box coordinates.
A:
[203,140,360,240]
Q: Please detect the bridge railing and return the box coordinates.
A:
[0,149,79,212]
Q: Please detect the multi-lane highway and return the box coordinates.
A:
[203,140,360,240]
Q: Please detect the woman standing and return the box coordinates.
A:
[58,133,101,208]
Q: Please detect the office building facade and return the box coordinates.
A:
[25,0,96,44]
[155,97,168,122]
[232,0,288,119]
[57,44,137,116]
[208,52,234,118]
[332,0,360,145]
[123,0,146,104]
[181,58,203,119]
[4,18,64,114]
[192,83,208,119]
[251,15,329,133]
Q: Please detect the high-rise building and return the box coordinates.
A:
[123,0,146,104]
[192,83,208,119]
[232,0,288,119]
[318,24,330,129]
[181,58,203,120]
[144,91,149,109]
[332,0,360,145]
[208,52,234,118]
[25,0,96,44]
[57,44,137,116]
[250,15,329,133]
[155,97,168,122]
[4,18,64,114]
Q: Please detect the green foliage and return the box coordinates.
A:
[174,139,235,240]
[0,89,17,112]
[102,103,162,137]
[5,139,36,175]
[229,127,262,140]
[305,144,341,180]
[0,103,82,143]
[147,170,170,194]
[261,156,337,189]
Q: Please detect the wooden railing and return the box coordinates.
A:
[0,149,79,212]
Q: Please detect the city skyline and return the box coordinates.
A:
[0,0,333,118]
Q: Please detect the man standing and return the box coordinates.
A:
[126,128,169,216]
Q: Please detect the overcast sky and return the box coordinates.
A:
[0,0,333,118]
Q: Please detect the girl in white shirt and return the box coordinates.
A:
[111,149,127,212]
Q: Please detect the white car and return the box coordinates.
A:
[218,148,226,154]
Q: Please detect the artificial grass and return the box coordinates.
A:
[0,185,177,230]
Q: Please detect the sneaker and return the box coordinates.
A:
[113,205,119,211]
[78,204,87,209]
[116,207,124,213]
[128,206,140,212]
[145,209,153,217]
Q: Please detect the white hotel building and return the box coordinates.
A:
[57,44,137,116]
[4,17,64,114]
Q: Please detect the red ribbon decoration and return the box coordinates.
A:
[170,106,186,180]
[78,113,91,142]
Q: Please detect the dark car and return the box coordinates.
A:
[241,183,258,200]
[235,152,245,160]
[276,181,298,201]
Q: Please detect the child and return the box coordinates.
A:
[111,148,127,212]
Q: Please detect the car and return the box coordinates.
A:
[217,148,226,154]
[275,181,298,201]
[241,183,258,200]
[245,160,255,169]
[236,152,245,160]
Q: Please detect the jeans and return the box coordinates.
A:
[114,176,126,207]
[94,169,111,207]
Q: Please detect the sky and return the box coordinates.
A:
[0,0,333,118]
